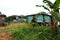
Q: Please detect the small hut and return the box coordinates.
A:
[0,12,6,26]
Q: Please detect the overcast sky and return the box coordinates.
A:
[0,0,55,16]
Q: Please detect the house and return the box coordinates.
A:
[27,12,52,26]
[13,16,20,22]
[0,12,6,26]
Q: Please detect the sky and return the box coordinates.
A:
[0,0,55,16]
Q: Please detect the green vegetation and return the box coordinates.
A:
[1,0,60,40]
[11,25,60,40]
[0,22,60,40]
[36,0,60,32]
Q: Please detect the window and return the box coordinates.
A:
[36,15,43,22]
[22,18,27,22]
[28,16,33,22]
[45,16,51,22]
[0,17,5,20]
[2,18,5,20]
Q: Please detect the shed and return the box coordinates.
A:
[0,12,6,26]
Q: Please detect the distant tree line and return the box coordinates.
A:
[5,15,20,22]
[5,15,27,22]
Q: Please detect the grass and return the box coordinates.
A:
[11,25,60,40]
[0,22,60,40]
[0,22,28,40]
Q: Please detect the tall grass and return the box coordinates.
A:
[11,26,60,40]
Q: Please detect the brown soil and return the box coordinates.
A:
[0,23,26,40]
[0,32,11,40]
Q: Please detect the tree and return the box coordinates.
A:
[36,0,60,32]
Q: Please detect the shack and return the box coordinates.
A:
[0,12,6,26]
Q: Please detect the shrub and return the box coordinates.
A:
[11,26,60,40]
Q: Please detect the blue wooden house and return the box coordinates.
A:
[27,12,52,26]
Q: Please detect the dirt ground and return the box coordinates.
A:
[0,32,11,40]
[0,23,27,40]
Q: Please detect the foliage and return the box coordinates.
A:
[36,0,60,21]
[31,15,37,27]
[5,15,21,22]
[36,0,60,32]
[11,26,60,40]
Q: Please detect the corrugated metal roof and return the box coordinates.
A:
[40,12,51,16]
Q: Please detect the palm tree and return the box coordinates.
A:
[36,0,60,32]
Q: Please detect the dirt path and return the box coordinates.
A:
[0,30,11,40]
[0,23,27,40]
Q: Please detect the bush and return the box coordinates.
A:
[11,26,60,40]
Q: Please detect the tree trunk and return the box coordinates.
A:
[51,16,58,32]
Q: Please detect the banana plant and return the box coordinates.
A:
[36,0,60,32]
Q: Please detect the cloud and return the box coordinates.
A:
[0,0,51,16]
